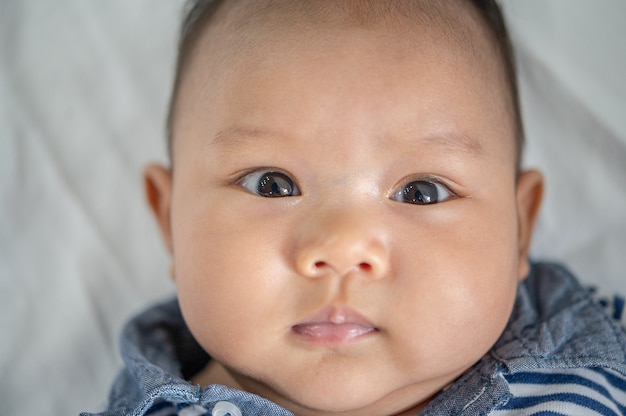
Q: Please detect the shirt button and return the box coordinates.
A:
[211,401,242,416]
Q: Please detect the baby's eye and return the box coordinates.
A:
[391,180,452,205]
[238,170,300,197]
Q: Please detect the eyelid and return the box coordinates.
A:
[233,167,291,184]
[392,174,458,192]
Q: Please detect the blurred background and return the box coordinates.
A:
[0,0,624,414]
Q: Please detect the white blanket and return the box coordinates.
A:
[1,1,624,414]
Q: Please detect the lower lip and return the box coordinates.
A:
[291,322,377,345]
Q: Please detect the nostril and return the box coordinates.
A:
[307,260,377,275]
[314,261,373,271]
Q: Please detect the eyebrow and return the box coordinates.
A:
[210,126,285,146]
[210,125,484,155]
[418,131,484,155]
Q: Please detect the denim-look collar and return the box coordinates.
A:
[83,263,626,416]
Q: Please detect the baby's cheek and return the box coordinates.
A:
[394,229,519,368]
[434,286,513,370]
[175,231,286,353]
[178,281,249,360]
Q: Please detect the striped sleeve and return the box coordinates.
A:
[491,367,626,415]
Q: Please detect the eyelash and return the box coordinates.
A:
[234,168,457,205]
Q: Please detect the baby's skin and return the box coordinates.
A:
[144,1,543,414]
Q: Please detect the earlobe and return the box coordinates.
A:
[143,163,175,259]
[515,170,544,281]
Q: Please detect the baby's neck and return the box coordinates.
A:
[190,361,241,390]
[190,361,431,415]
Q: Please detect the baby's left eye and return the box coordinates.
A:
[238,170,300,197]
[391,180,452,205]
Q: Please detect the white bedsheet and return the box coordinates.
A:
[0,1,624,414]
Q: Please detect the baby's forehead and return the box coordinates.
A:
[184,0,505,105]
[169,0,518,167]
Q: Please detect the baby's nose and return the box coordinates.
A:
[294,209,389,280]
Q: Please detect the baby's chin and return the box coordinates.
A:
[235,368,432,416]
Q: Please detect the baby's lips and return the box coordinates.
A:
[291,305,378,344]
[292,322,376,343]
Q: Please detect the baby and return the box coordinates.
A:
[85,1,626,415]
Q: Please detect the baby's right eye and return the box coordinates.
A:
[238,170,300,197]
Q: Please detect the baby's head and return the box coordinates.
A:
[145,1,544,414]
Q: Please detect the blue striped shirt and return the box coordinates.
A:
[492,367,626,415]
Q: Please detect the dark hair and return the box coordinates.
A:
[166,0,524,171]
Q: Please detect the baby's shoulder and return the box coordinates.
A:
[495,262,626,365]
[488,262,626,414]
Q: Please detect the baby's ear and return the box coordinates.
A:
[143,164,175,276]
[515,170,544,281]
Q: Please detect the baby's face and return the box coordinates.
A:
[147,3,542,415]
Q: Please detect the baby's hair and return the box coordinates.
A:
[166,0,524,171]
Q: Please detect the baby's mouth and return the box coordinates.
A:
[291,306,378,344]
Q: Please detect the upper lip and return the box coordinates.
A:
[293,305,376,328]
